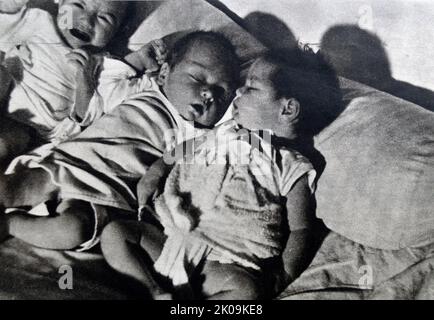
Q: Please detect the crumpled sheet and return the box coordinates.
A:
[2,0,432,300]
[279,232,434,300]
[0,238,132,300]
[1,230,433,299]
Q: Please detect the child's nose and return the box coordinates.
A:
[201,87,213,99]
[201,87,215,106]
[78,12,96,28]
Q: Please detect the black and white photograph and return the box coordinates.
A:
[0,0,433,302]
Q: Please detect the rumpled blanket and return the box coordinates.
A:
[279,232,434,300]
[1,230,433,299]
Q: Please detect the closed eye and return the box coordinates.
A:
[189,74,204,83]
[246,86,258,92]
[98,15,112,25]
[72,2,85,10]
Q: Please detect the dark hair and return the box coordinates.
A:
[261,48,343,136]
[113,1,135,31]
[167,31,241,85]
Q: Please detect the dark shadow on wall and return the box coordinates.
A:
[207,1,343,180]
[206,1,298,53]
[243,11,298,52]
[106,1,164,57]
[320,25,434,112]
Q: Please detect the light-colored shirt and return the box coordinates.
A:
[153,120,317,285]
[0,7,152,143]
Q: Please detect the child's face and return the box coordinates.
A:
[162,41,237,128]
[233,59,284,131]
[57,0,126,50]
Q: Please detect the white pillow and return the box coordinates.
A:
[314,78,434,249]
[128,0,265,64]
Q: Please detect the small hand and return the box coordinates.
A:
[0,0,28,13]
[149,39,168,66]
[135,39,168,73]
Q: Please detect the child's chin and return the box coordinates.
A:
[60,32,81,49]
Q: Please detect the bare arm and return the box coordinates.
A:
[281,175,317,283]
[136,157,172,213]
[137,136,200,217]
[124,39,168,74]
[0,169,59,209]
[124,31,188,73]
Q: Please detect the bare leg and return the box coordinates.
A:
[0,117,33,169]
[4,199,95,250]
[1,65,40,168]
[200,261,263,300]
[101,220,170,298]
[0,168,58,208]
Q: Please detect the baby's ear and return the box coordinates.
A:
[281,97,300,123]
[157,62,170,86]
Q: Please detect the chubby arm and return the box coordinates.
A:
[136,157,172,213]
[0,169,59,209]
[281,175,317,283]
[124,31,188,74]
[124,39,168,74]
[137,136,200,218]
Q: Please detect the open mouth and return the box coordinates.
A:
[70,28,91,43]
[190,103,205,117]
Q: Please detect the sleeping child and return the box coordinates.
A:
[99,50,340,299]
[0,31,241,252]
[0,0,152,165]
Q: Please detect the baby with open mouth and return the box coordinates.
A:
[0,0,129,164]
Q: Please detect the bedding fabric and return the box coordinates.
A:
[0,238,131,299]
[1,231,433,300]
[1,0,433,299]
[314,78,434,250]
[279,232,434,300]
